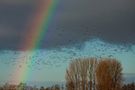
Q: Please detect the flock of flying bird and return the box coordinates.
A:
[0,39,131,71]
[0,26,133,80]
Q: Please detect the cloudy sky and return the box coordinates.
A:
[0,0,135,50]
[0,0,135,83]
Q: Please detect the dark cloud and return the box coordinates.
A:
[0,0,37,4]
[0,0,135,50]
[0,1,37,50]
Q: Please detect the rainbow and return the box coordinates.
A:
[11,0,60,84]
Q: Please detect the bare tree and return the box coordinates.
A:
[96,58,123,90]
[66,58,123,90]
[65,58,97,90]
[66,59,80,90]
[87,58,97,90]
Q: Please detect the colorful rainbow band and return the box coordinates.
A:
[11,0,60,84]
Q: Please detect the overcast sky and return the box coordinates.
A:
[0,0,135,50]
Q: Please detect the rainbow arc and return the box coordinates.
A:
[11,0,60,84]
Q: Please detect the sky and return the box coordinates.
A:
[0,0,135,50]
[0,0,135,83]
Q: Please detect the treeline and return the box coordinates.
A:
[122,83,135,90]
[0,83,134,90]
[0,83,64,90]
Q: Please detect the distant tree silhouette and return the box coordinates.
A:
[122,82,135,90]
[17,82,27,90]
[52,84,60,90]
[0,86,3,90]
[3,83,9,90]
[45,87,51,90]
[96,58,123,90]
[44,84,60,90]
[40,86,45,90]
